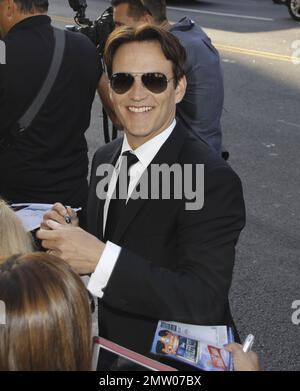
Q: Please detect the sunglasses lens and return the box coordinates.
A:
[111,73,134,94]
[142,73,168,93]
[111,73,170,94]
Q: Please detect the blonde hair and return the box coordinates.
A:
[0,253,92,370]
[0,199,34,259]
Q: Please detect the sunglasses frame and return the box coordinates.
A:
[110,72,175,94]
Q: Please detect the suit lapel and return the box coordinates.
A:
[95,142,123,241]
[113,123,188,243]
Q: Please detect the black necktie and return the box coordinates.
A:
[104,151,139,242]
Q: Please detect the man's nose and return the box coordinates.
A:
[128,77,148,100]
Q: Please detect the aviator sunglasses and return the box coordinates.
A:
[110,72,175,94]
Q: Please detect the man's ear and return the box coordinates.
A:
[7,0,16,17]
[175,75,187,104]
[139,13,154,25]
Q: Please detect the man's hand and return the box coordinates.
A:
[41,202,79,230]
[224,343,260,371]
[37,220,105,275]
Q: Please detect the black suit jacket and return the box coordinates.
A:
[87,122,245,357]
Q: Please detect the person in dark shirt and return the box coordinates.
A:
[0,0,102,212]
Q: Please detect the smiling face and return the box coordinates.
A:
[109,40,186,149]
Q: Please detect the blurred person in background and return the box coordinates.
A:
[0,252,92,370]
[0,199,34,259]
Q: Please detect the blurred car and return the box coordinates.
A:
[273,0,300,20]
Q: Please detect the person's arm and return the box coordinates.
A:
[225,343,260,371]
[97,73,123,129]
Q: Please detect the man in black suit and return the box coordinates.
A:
[38,25,245,359]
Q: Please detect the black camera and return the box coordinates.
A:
[66,1,115,56]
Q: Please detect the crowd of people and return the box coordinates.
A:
[0,0,260,371]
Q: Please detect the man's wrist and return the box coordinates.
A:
[87,241,121,298]
[87,240,105,273]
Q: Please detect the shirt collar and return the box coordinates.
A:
[120,119,176,169]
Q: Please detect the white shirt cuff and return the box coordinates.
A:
[87,241,121,298]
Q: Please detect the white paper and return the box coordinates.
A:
[12,203,81,232]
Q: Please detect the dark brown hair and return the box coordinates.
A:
[104,24,186,86]
[14,0,48,13]
[111,0,167,23]
[0,252,92,371]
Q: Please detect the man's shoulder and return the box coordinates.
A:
[66,29,96,52]
[180,131,220,162]
[65,29,100,65]
[92,137,123,165]
[65,30,102,81]
[179,131,237,176]
[171,18,209,45]
[171,18,219,62]
[178,132,243,206]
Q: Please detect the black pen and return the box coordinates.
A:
[64,205,72,224]
[64,206,81,224]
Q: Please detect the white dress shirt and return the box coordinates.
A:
[87,120,176,298]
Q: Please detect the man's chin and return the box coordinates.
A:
[124,121,149,133]
[126,129,153,139]
[124,128,155,147]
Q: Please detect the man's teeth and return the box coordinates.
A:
[128,106,153,113]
